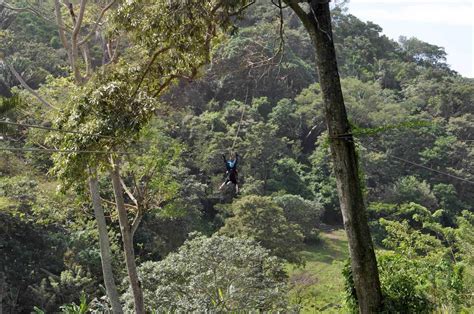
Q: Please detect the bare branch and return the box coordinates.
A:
[107,39,114,60]
[228,0,256,16]
[271,0,288,9]
[0,1,71,32]
[80,45,92,78]
[100,197,137,210]
[2,59,59,110]
[64,0,77,25]
[275,0,285,58]
[68,0,88,83]
[151,75,179,98]
[0,2,30,12]
[130,211,143,238]
[40,268,60,279]
[120,176,138,207]
[72,0,87,38]
[78,0,116,46]
[130,46,172,100]
[54,0,72,65]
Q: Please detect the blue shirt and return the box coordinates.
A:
[227,160,236,169]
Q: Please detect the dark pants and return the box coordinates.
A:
[225,169,238,185]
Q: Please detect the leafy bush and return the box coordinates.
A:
[367,202,432,245]
[219,195,304,263]
[377,253,432,313]
[387,176,438,210]
[343,217,467,313]
[273,194,322,243]
[123,234,288,312]
[343,253,435,313]
[59,293,89,314]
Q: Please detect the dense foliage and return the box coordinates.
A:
[0,0,472,312]
[124,234,288,312]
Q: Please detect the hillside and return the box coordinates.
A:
[1,0,473,312]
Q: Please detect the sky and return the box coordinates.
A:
[345,0,473,77]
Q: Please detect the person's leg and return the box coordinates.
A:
[219,179,229,190]
[230,173,238,193]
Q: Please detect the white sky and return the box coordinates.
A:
[345,0,473,77]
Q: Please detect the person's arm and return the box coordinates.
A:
[223,154,230,170]
[234,153,239,168]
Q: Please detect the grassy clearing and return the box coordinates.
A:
[288,229,349,313]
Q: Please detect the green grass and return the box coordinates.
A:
[287,229,349,313]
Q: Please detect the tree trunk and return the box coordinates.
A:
[54,0,72,66]
[88,167,123,314]
[284,1,382,312]
[0,272,4,314]
[109,156,145,314]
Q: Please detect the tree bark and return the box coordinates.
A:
[54,0,72,66]
[283,1,382,313]
[0,272,4,314]
[88,167,123,314]
[66,0,87,84]
[109,156,145,314]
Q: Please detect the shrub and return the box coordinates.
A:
[219,195,304,263]
[273,194,322,243]
[123,234,288,312]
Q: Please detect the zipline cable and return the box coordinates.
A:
[0,120,157,145]
[2,143,473,185]
[365,145,474,185]
[0,147,132,154]
[230,86,249,152]
[3,120,472,184]
[0,120,116,139]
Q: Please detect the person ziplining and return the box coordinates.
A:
[219,98,246,194]
[219,153,239,193]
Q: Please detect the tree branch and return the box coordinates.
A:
[2,59,59,110]
[78,0,116,46]
[103,37,119,65]
[40,268,60,280]
[130,211,143,238]
[228,0,255,16]
[0,1,71,32]
[72,0,87,39]
[54,0,72,65]
[100,197,137,211]
[120,176,138,207]
[109,38,119,62]
[80,45,92,78]
[69,0,88,83]
[107,39,114,60]
[130,46,171,101]
[151,75,178,98]
[282,0,315,37]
